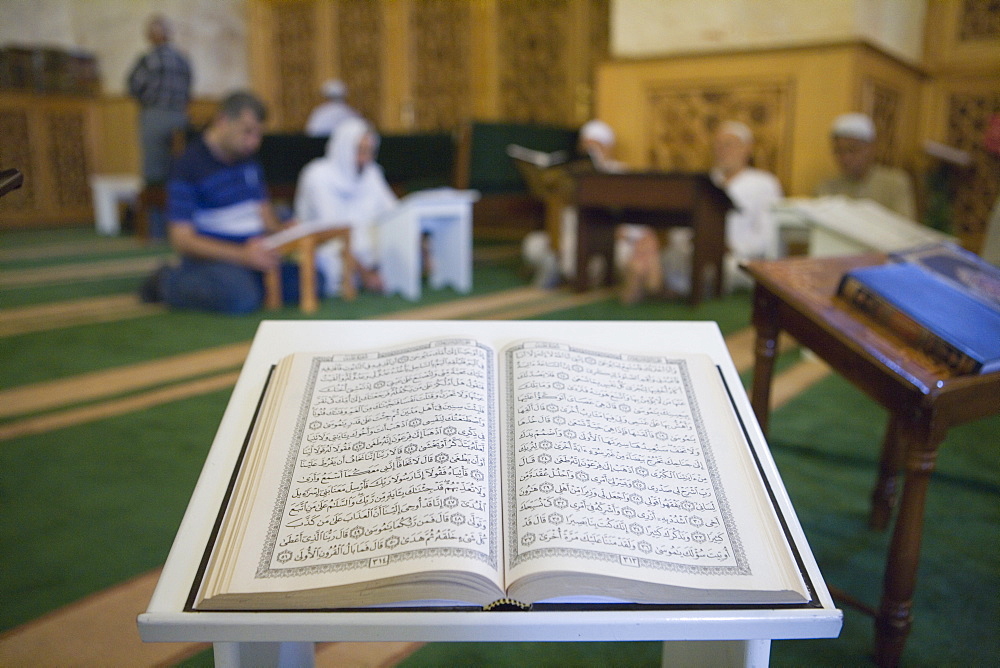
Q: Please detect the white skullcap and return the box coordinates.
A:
[580,119,615,147]
[717,120,753,145]
[322,79,347,99]
[831,113,875,142]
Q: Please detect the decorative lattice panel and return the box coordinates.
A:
[0,109,33,212]
[47,111,89,208]
[411,0,471,130]
[498,0,573,124]
[861,77,904,168]
[274,2,317,129]
[958,0,1000,40]
[338,0,382,125]
[588,0,610,66]
[645,80,793,185]
[946,91,1000,243]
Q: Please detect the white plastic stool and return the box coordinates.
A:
[89,174,142,235]
[378,188,479,301]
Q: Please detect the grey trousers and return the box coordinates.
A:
[139,107,188,184]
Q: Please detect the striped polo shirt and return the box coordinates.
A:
[166,138,268,242]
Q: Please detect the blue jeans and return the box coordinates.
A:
[161,258,309,315]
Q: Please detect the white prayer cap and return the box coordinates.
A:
[580,119,615,147]
[717,120,753,145]
[322,79,347,99]
[831,113,875,142]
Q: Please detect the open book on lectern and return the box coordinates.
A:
[191,336,812,611]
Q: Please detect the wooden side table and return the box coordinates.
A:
[742,254,1000,667]
[573,172,732,305]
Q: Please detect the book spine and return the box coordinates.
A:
[837,275,981,374]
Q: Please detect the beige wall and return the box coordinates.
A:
[611,0,927,64]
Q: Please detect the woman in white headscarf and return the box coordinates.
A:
[295,116,398,293]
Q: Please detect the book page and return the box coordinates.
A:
[500,340,806,604]
[205,338,504,606]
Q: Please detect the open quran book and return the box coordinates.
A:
[192,336,811,611]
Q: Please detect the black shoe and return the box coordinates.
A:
[139,265,167,303]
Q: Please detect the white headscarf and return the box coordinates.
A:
[321,117,382,195]
[295,116,397,275]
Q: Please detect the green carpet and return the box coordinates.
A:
[2,228,998,667]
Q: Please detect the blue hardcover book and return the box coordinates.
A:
[838,262,1000,375]
[889,242,1000,311]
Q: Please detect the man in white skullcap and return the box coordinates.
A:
[814,112,917,218]
[521,119,628,288]
[578,119,625,172]
[305,79,360,137]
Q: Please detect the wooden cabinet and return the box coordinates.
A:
[0,92,98,227]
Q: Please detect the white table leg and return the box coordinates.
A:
[661,639,771,667]
[213,641,315,667]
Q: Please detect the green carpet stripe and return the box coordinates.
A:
[0,256,163,288]
[0,295,165,337]
[0,237,156,263]
[0,238,171,270]
[0,342,251,421]
[374,285,554,320]
[479,288,617,319]
[0,372,241,442]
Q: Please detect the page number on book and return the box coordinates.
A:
[620,556,640,567]
[370,556,389,568]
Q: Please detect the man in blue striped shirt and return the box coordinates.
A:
[127,15,192,186]
[140,91,306,314]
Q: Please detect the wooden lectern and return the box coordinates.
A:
[573,172,732,306]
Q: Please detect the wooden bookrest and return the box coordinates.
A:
[264,228,356,313]
[511,159,574,249]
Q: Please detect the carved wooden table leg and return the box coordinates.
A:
[874,410,945,668]
[297,236,319,314]
[749,284,781,436]
[264,267,282,310]
[339,231,357,301]
[870,416,904,531]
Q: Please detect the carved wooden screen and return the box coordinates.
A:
[273,2,318,130]
[0,100,92,226]
[946,90,1000,242]
[497,0,573,124]
[957,0,1000,39]
[588,0,611,74]
[47,112,91,208]
[861,77,904,168]
[411,1,471,130]
[645,80,793,187]
[337,0,382,126]
[927,0,1000,246]
[0,108,34,216]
